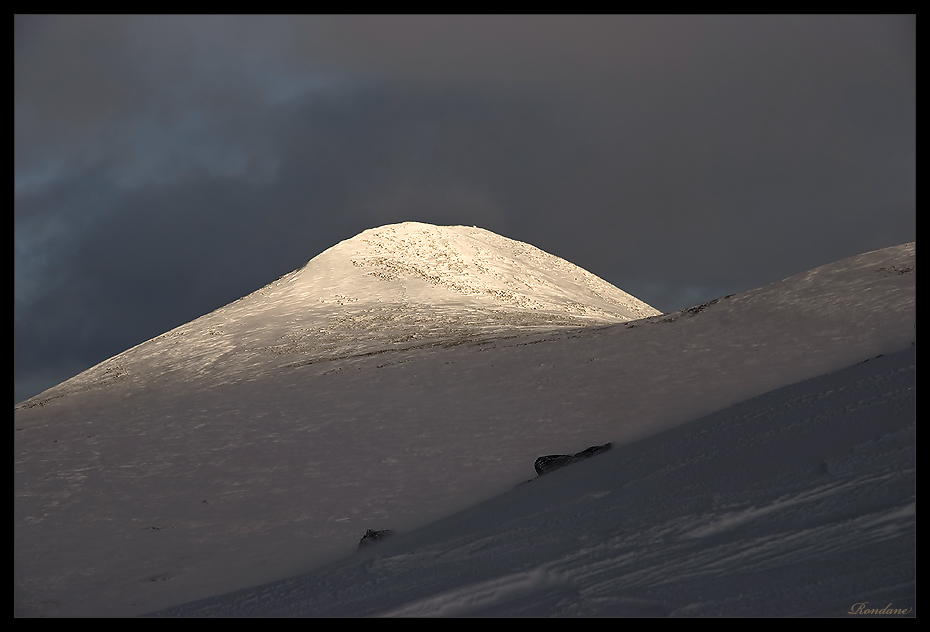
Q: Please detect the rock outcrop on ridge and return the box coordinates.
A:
[534,443,613,476]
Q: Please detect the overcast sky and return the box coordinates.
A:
[14,15,915,404]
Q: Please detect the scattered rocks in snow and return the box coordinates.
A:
[659,294,734,323]
[145,573,172,583]
[358,529,393,550]
[534,442,612,476]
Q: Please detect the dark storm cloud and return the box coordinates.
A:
[14,15,915,403]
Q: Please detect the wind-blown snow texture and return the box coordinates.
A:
[150,347,915,617]
[14,224,914,617]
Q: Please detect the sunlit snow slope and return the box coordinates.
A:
[16,222,659,403]
[14,226,914,617]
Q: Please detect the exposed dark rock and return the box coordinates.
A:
[534,442,612,476]
[533,454,576,475]
[357,529,393,550]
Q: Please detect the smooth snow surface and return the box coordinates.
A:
[14,226,914,617]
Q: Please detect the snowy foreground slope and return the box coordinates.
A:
[14,225,914,617]
[150,347,915,617]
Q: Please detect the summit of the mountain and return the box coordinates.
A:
[295,222,659,321]
[19,222,659,404]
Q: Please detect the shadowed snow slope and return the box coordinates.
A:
[14,227,913,617]
[149,347,915,617]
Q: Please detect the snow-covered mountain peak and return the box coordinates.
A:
[17,222,659,406]
[286,221,659,320]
